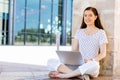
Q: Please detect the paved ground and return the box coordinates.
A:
[0,61,50,80]
[0,61,120,80]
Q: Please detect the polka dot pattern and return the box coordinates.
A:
[74,29,108,59]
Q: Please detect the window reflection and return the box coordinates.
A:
[26,0,39,45]
[13,0,73,46]
[0,0,9,45]
[66,0,72,45]
[14,0,25,45]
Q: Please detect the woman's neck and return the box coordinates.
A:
[84,26,99,36]
[86,25,96,30]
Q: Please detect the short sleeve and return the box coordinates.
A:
[99,30,108,45]
[74,29,80,39]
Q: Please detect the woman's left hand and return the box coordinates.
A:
[84,59,92,63]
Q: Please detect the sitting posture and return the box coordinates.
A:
[47,6,108,79]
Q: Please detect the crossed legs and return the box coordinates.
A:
[48,59,100,79]
[57,64,73,73]
[49,64,82,78]
[49,64,72,78]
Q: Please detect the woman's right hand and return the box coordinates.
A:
[84,59,92,63]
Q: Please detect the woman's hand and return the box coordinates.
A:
[84,59,92,63]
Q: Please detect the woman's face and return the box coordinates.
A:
[84,10,97,26]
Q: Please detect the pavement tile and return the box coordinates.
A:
[0,72,33,77]
[0,76,34,80]
[31,71,49,77]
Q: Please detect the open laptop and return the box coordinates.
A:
[56,51,83,65]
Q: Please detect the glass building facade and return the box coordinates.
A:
[0,0,73,46]
[0,0,9,45]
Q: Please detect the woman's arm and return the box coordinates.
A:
[84,43,107,63]
[93,43,107,61]
[72,39,79,51]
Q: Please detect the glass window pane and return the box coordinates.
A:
[66,0,72,45]
[0,0,9,45]
[14,0,25,45]
[13,0,73,46]
[26,0,39,45]
[52,0,59,45]
[40,0,52,45]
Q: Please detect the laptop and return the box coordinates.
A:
[56,51,83,65]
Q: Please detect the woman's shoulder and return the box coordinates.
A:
[97,29,107,36]
[74,29,84,39]
[98,29,106,33]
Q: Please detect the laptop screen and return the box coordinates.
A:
[56,51,83,65]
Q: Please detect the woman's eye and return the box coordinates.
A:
[89,14,92,17]
[84,14,93,17]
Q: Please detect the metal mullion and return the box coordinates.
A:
[70,0,73,45]
[62,0,67,45]
[38,0,41,45]
[8,0,11,45]
[12,0,15,45]
[24,0,27,45]
[50,0,53,45]
[4,14,7,44]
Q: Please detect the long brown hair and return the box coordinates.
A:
[80,7,104,30]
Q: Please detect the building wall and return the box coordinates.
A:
[114,0,120,76]
[72,0,120,76]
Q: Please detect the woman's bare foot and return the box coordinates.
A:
[57,73,69,78]
[49,71,69,79]
[48,71,61,78]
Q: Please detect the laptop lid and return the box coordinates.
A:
[56,51,83,65]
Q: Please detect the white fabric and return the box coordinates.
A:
[74,29,108,77]
[47,29,108,77]
[74,29,108,59]
[47,59,62,71]
[78,60,100,77]
[47,58,80,71]
[47,59,100,77]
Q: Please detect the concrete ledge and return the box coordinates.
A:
[0,46,71,66]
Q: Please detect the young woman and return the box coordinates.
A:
[48,7,108,79]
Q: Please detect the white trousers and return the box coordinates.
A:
[47,59,100,77]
